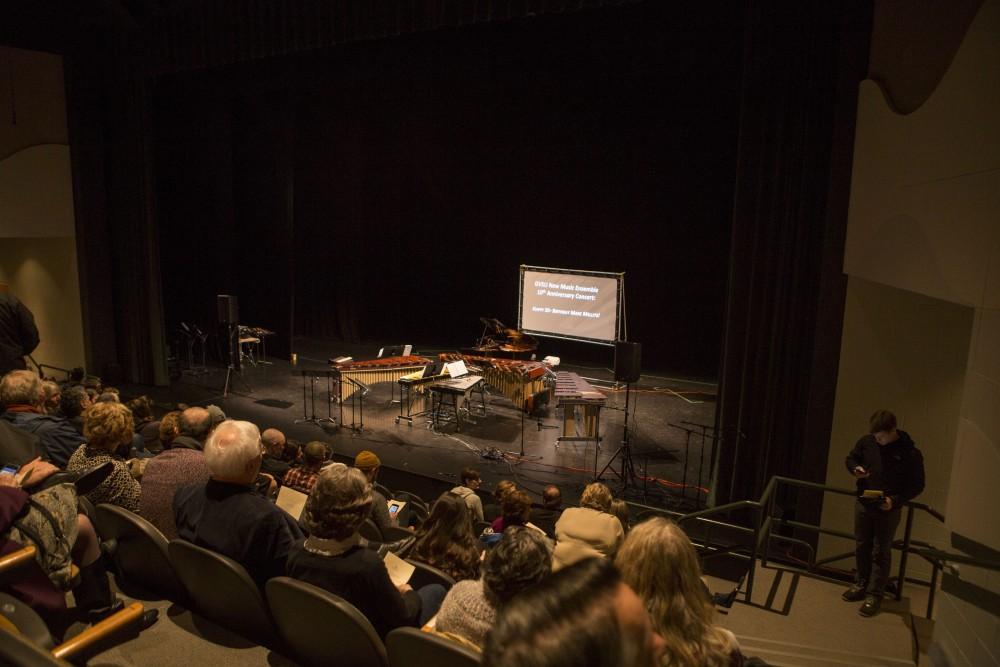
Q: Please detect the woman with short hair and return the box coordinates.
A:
[66,402,141,512]
[615,517,743,667]
[551,482,624,571]
[286,463,445,637]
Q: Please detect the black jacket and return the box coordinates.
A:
[845,430,925,509]
[1,410,85,469]
[0,294,39,375]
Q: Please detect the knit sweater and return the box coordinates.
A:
[433,579,496,649]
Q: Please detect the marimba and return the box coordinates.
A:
[554,371,605,447]
[438,353,552,411]
[331,355,432,402]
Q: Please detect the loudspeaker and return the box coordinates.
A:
[614,341,642,383]
[217,294,239,325]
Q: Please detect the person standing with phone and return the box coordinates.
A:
[842,410,925,616]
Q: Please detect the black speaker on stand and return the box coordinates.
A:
[601,341,641,490]
[217,294,251,397]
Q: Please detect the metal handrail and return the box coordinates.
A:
[651,473,995,620]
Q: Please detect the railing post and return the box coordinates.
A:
[746,504,759,604]
[926,560,939,620]
[896,505,915,602]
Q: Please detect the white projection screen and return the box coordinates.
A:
[518,265,623,345]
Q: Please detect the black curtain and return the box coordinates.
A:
[713,0,871,524]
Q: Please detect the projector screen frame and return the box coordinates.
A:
[517,264,624,346]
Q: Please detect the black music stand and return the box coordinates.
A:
[293,368,337,427]
[509,369,545,462]
[223,324,252,397]
[597,382,638,488]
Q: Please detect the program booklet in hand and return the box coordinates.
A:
[383,551,415,588]
[276,485,309,521]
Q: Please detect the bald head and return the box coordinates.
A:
[179,407,213,443]
[261,428,286,456]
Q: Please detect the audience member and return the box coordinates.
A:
[354,450,395,536]
[67,402,141,512]
[1,370,84,467]
[158,410,181,450]
[409,492,481,582]
[139,408,214,538]
[552,482,624,571]
[287,463,444,637]
[41,381,61,415]
[171,407,213,451]
[610,498,630,534]
[483,479,516,522]
[482,557,664,667]
[205,404,226,429]
[96,391,120,403]
[283,441,328,494]
[260,428,292,482]
[616,517,742,667]
[492,488,532,533]
[59,385,92,436]
[530,485,563,538]
[0,290,39,376]
[173,420,303,588]
[451,467,485,522]
[435,525,552,649]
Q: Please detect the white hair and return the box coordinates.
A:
[0,370,42,407]
[204,420,261,481]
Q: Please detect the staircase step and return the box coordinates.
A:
[737,635,914,667]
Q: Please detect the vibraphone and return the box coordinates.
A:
[330,355,432,403]
[438,353,552,411]
[554,371,606,446]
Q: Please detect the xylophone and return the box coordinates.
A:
[438,353,553,411]
[330,355,432,402]
[554,371,606,444]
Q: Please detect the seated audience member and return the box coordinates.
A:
[483,479,516,523]
[66,402,141,512]
[139,408,214,539]
[615,517,743,667]
[205,404,226,429]
[157,410,181,450]
[173,420,303,588]
[127,395,161,454]
[552,482,624,571]
[41,381,61,415]
[491,489,532,533]
[482,557,664,667]
[59,385,92,437]
[435,525,552,649]
[530,485,563,538]
[170,407,213,451]
[610,498,630,534]
[1,370,85,467]
[260,428,292,482]
[283,441,328,494]
[409,492,482,582]
[451,467,485,522]
[96,391,119,403]
[354,450,395,536]
[287,463,445,637]
[0,458,157,627]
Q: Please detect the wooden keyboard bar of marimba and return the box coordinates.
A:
[554,371,606,443]
[332,355,432,402]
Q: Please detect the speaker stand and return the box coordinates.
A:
[222,323,252,397]
[597,382,638,489]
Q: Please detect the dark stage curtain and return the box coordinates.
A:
[714,0,871,526]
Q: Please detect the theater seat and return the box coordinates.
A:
[93,504,185,602]
[167,540,276,646]
[405,559,456,590]
[385,627,481,667]
[360,518,383,542]
[266,576,388,667]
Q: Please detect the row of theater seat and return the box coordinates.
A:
[91,503,479,667]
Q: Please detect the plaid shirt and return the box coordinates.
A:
[282,463,322,494]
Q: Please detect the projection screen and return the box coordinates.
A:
[518,265,623,345]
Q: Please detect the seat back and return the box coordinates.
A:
[266,577,388,667]
[92,504,184,601]
[386,627,481,667]
[0,626,68,667]
[374,483,394,500]
[167,540,275,645]
[359,518,383,542]
[406,559,456,590]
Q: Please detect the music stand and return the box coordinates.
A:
[293,368,338,427]
[223,324,252,397]
[597,382,638,488]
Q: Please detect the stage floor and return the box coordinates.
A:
[133,338,718,511]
